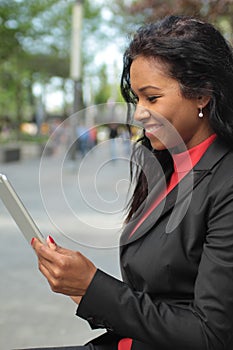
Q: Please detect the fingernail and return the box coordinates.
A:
[48,235,55,244]
[31,237,35,246]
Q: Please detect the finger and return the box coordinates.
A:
[37,249,63,283]
[38,258,52,280]
[32,238,59,264]
[31,237,41,248]
[31,237,45,255]
[38,262,62,293]
[46,235,57,250]
[31,238,77,293]
[31,238,56,276]
[33,234,75,257]
[38,261,74,295]
[70,296,82,304]
[32,238,74,276]
[55,245,74,256]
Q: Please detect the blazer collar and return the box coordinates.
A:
[121,138,230,246]
[194,137,230,170]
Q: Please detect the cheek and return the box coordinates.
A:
[169,102,198,129]
[149,127,181,150]
[148,100,198,147]
[157,114,196,148]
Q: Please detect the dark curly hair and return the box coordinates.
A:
[121,15,233,222]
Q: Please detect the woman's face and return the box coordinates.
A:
[130,56,212,150]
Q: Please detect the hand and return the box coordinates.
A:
[70,295,83,304]
[31,236,97,297]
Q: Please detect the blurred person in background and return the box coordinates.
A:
[76,122,89,158]
[108,123,119,160]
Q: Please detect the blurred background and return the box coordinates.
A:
[1,0,233,149]
[1,0,233,349]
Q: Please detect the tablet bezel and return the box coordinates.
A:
[0,173,45,244]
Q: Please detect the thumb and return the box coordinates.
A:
[46,235,57,250]
[46,236,73,256]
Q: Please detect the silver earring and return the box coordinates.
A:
[198,107,204,118]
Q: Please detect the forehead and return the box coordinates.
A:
[130,56,176,89]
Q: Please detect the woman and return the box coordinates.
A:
[31,15,233,350]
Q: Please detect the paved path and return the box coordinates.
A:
[0,139,131,349]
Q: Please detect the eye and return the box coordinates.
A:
[147,96,159,102]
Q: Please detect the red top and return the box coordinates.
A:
[129,134,217,238]
[118,134,217,350]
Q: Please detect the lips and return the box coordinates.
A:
[144,124,163,137]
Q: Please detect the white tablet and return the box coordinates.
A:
[0,173,45,244]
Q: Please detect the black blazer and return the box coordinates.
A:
[77,138,233,350]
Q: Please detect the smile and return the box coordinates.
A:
[145,124,163,135]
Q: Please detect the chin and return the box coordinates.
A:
[150,136,184,152]
[150,141,167,151]
[147,134,168,151]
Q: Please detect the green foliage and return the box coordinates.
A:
[18,132,48,144]
[110,0,233,37]
[0,0,128,138]
[94,64,112,104]
[0,0,74,132]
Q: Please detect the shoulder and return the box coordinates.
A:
[195,140,233,200]
[201,138,233,181]
[211,148,233,180]
[206,147,233,208]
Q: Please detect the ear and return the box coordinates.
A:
[197,95,211,108]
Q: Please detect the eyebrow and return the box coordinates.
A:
[138,85,162,92]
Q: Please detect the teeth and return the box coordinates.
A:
[146,125,161,132]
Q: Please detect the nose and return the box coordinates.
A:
[134,106,151,124]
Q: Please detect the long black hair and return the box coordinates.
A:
[121,15,233,222]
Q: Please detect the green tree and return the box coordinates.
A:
[0,0,107,135]
[94,64,112,104]
[0,0,72,133]
[110,0,233,37]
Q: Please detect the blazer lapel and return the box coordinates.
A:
[124,169,209,244]
[120,167,173,244]
[121,138,230,246]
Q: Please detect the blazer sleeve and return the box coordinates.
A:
[76,177,233,350]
